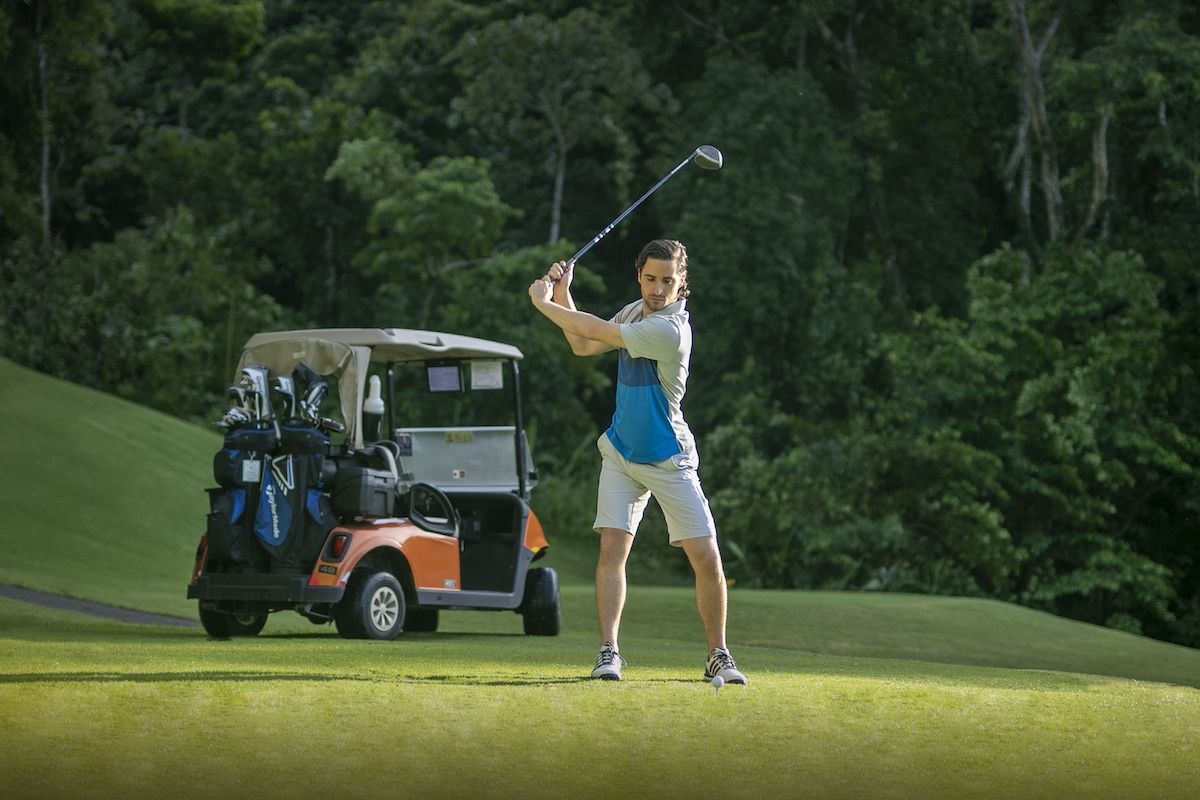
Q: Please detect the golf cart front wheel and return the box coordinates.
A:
[334,571,406,640]
[520,567,561,636]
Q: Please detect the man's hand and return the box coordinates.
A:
[528,275,553,307]
[546,259,574,300]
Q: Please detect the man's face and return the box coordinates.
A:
[638,257,683,312]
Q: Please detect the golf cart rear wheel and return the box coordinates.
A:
[520,567,561,636]
[334,571,405,640]
[198,605,267,638]
[229,610,268,636]
[402,607,439,633]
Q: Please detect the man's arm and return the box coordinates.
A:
[540,261,619,356]
[529,274,623,354]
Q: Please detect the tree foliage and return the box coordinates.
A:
[1,0,1198,646]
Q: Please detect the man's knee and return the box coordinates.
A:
[683,535,724,575]
[597,528,633,564]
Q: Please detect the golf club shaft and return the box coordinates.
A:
[568,150,697,265]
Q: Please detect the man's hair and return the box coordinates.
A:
[635,239,690,298]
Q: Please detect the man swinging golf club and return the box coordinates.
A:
[528,239,747,685]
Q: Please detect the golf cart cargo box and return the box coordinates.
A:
[332,465,396,518]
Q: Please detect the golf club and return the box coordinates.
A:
[300,381,328,425]
[271,376,297,420]
[215,406,251,432]
[566,144,723,268]
[227,385,250,412]
[239,365,272,421]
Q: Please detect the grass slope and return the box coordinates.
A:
[0,357,216,612]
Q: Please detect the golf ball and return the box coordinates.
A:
[711,675,724,689]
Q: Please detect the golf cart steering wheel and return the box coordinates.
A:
[407,482,459,538]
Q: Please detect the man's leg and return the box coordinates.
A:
[680,535,727,651]
[596,527,634,648]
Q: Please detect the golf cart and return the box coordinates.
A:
[186,328,559,639]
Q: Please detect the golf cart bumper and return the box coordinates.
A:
[188,573,345,604]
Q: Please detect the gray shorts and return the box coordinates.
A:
[592,433,717,546]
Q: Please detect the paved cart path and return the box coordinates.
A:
[0,583,199,627]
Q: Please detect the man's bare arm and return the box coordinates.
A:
[529,275,623,353]
[544,261,618,356]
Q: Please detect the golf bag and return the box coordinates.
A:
[205,365,337,569]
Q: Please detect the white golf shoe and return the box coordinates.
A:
[704,647,747,685]
[590,643,627,681]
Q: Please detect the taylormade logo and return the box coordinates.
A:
[265,484,281,539]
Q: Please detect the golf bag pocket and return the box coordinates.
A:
[206,489,257,564]
[223,425,279,454]
[301,489,336,563]
[279,423,328,455]
[213,449,265,488]
[254,454,325,565]
[254,462,294,552]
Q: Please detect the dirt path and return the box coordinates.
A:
[0,584,199,627]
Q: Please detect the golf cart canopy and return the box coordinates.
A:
[237,328,525,449]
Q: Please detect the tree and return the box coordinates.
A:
[327,138,518,327]
[0,0,110,246]
[449,8,674,246]
[124,0,262,133]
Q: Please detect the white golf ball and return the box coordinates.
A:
[711,675,724,689]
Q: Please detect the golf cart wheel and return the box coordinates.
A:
[198,604,231,638]
[402,607,439,633]
[520,567,561,636]
[228,610,268,636]
[334,571,405,640]
[198,605,267,638]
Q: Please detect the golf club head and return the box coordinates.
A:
[317,417,346,434]
[271,376,297,419]
[216,407,251,432]
[240,365,272,421]
[567,143,724,266]
[692,145,723,170]
[300,382,328,424]
[227,385,250,411]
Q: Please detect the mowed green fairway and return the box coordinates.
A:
[1,357,1199,798]
[3,595,1198,800]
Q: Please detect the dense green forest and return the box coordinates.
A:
[2,0,1197,646]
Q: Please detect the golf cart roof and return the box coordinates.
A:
[243,328,524,362]
[236,328,523,450]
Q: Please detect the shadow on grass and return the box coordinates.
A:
[0,656,1146,692]
[258,631,528,640]
[765,648,1200,691]
[0,671,590,687]
[0,625,532,644]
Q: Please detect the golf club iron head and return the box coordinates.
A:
[215,406,251,432]
[271,375,297,420]
[317,416,346,434]
[227,385,250,412]
[239,365,272,422]
[300,382,328,425]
